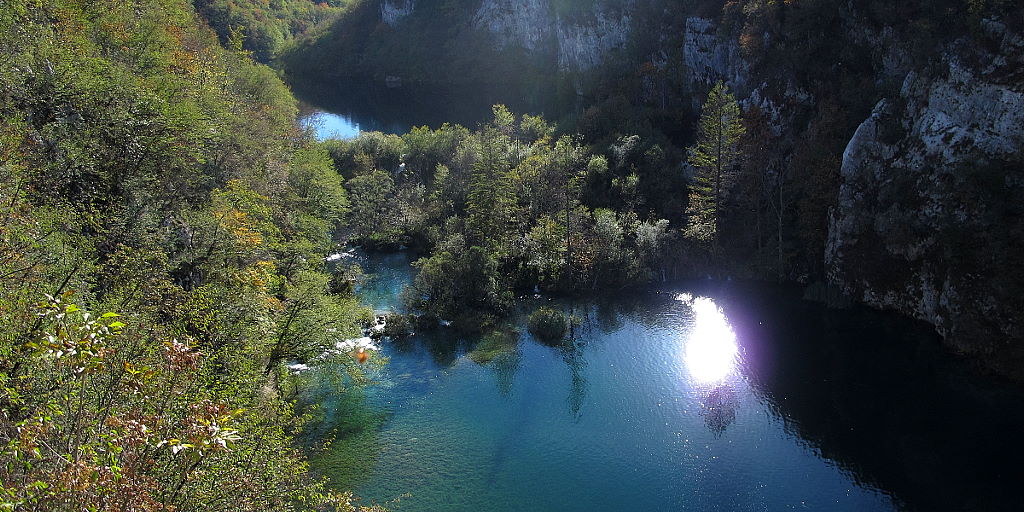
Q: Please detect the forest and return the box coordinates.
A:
[319,88,748,331]
[2,0,1023,510]
[280,0,1021,287]
[0,0,382,509]
[0,0,758,504]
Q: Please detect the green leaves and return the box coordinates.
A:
[345,170,401,247]
[685,81,746,251]
[0,0,381,510]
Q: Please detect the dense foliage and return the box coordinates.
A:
[684,81,744,254]
[195,0,347,62]
[320,106,682,330]
[0,0,379,509]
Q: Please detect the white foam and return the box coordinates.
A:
[336,337,379,351]
[325,249,357,262]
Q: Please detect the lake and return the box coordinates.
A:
[292,78,572,139]
[307,251,1024,512]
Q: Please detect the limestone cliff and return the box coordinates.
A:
[682,17,748,92]
[826,19,1024,375]
[472,0,552,52]
[678,16,789,135]
[378,0,633,72]
[671,11,1024,375]
[470,0,632,71]
[553,8,631,71]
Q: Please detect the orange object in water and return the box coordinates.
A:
[356,348,368,364]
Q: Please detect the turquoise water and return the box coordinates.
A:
[314,251,1024,512]
[352,251,417,312]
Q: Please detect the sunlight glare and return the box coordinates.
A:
[682,297,738,383]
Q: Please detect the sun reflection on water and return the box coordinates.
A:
[677,294,739,384]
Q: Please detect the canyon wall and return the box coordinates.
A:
[381,0,632,71]
[686,10,1023,375]
[826,19,1024,375]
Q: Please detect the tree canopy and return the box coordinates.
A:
[0,1,378,509]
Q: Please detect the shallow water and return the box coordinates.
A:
[313,251,1024,512]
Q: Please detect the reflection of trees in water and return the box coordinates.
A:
[700,385,738,436]
[388,330,466,368]
[490,349,522,397]
[562,337,588,421]
[591,292,675,333]
[594,299,625,334]
[390,325,526,397]
[529,303,592,419]
[567,294,697,420]
[467,327,522,397]
[560,304,590,420]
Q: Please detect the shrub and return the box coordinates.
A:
[528,307,568,343]
[382,312,414,337]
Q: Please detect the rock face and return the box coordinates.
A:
[677,14,1024,375]
[375,1,665,74]
[470,0,631,71]
[554,9,631,70]
[379,0,632,71]
[679,17,789,130]
[380,0,415,27]
[472,0,552,51]
[682,17,748,91]
[826,19,1024,375]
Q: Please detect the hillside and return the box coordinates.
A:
[0,1,378,509]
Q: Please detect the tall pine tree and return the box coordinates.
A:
[685,81,745,253]
[467,123,514,251]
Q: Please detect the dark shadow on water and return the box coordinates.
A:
[466,327,522,397]
[707,282,1024,512]
[388,329,467,369]
[563,341,588,421]
[592,297,627,334]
